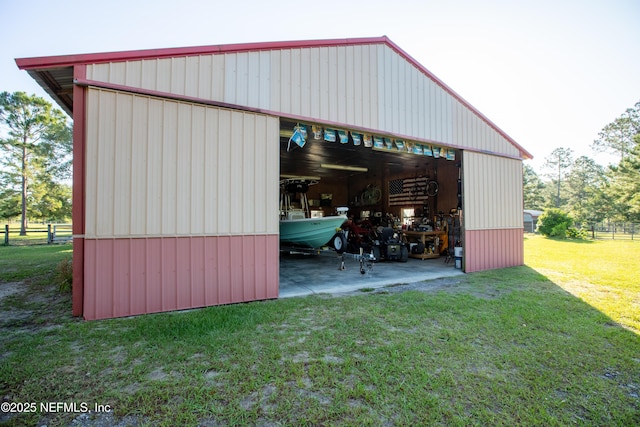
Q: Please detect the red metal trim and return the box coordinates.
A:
[15,37,388,70]
[71,64,86,317]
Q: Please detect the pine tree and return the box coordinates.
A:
[0,92,72,233]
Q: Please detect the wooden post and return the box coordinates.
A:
[3,224,8,245]
[47,224,53,244]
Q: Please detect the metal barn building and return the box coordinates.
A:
[17,37,532,320]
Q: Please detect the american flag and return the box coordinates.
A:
[388,177,431,206]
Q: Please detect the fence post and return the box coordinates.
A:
[47,224,52,244]
[3,224,8,245]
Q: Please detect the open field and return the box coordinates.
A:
[0,237,638,426]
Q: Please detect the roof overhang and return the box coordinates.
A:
[23,66,75,116]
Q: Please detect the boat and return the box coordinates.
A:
[279,178,347,251]
[279,213,347,249]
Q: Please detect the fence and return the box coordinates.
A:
[585,222,638,240]
[1,224,72,246]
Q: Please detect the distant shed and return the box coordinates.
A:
[524,209,543,232]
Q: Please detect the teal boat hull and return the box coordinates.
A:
[279,215,347,249]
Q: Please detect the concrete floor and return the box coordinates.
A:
[279,251,464,298]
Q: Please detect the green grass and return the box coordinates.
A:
[0,239,639,426]
[525,234,640,333]
[0,244,72,282]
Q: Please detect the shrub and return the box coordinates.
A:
[537,209,576,239]
[550,222,568,238]
[566,227,588,239]
[55,257,73,293]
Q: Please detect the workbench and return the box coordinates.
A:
[403,230,447,260]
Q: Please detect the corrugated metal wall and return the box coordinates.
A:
[82,88,280,319]
[463,151,524,272]
[86,43,519,158]
[464,229,524,273]
[83,235,278,319]
[462,151,523,230]
[84,88,279,237]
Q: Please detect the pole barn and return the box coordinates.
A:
[17,37,532,320]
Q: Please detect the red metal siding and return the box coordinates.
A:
[464,228,524,273]
[83,235,279,320]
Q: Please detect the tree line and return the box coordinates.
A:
[524,100,640,226]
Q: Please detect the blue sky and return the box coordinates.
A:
[2,0,639,170]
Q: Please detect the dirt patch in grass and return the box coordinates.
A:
[0,278,75,335]
[0,281,25,300]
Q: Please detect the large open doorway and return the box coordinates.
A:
[277,119,464,295]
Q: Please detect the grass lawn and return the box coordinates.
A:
[524,234,639,333]
[0,238,638,426]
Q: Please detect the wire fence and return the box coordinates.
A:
[584,222,638,240]
[1,224,72,246]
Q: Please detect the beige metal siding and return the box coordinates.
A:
[268,45,380,129]
[86,41,520,157]
[84,88,279,238]
[453,99,520,157]
[463,151,523,230]
[87,45,382,130]
[376,44,455,144]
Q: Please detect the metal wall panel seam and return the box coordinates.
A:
[368,45,377,129]
[281,50,292,116]
[224,53,236,105]
[155,58,166,98]
[217,109,231,233]
[258,50,271,110]
[338,46,348,125]
[114,93,132,236]
[299,48,311,117]
[242,113,254,233]
[185,56,199,98]
[238,52,250,107]
[104,90,117,237]
[344,45,355,125]
[291,49,300,115]
[179,56,188,96]
[320,48,331,119]
[130,96,142,234]
[203,108,217,234]
[191,105,205,234]
[328,47,339,123]
[352,45,362,126]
